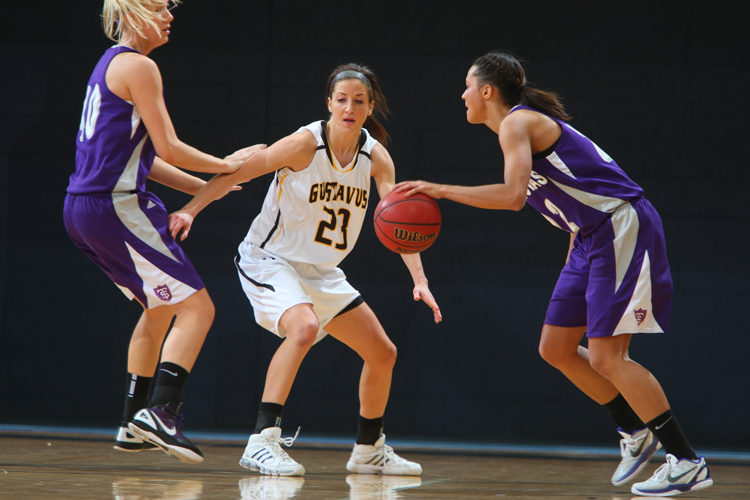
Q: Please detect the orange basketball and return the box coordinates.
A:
[373,190,441,254]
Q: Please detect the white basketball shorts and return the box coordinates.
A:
[235,241,361,344]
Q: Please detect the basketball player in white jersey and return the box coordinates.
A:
[169,63,441,476]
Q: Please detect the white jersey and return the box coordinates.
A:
[242,121,378,268]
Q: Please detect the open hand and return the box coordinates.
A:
[413,283,442,323]
[225,143,267,173]
[168,211,194,241]
[394,180,443,199]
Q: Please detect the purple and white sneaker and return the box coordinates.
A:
[631,454,713,497]
[611,427,661,485]
[128,404,204,464]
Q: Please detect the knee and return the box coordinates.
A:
[180,290,216,323]
[370,341,397,371]
[287,320,319,349]
[200,297,216,323]
[192,299,215,328]
[539,338,569,369]
[588,351,616,379]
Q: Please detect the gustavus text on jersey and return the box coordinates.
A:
[309,182,368,208]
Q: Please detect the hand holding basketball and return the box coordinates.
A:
[393,180,443,199]
[374,188,441,254]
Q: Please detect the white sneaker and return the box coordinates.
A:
[239,427,305,476]
[631,453,713,496]
[346,434,422,476]
[346,474,422,500]
[238,476,304,499]
[611,427,662,485]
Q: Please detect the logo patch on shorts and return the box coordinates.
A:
[153,284,173,302]
[634,308,648,326]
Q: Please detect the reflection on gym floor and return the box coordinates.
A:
[0,435,745,499]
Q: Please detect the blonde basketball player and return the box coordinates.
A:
[169,63,441,476]
[65,0,261,463]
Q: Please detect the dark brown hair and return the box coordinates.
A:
[326,63,391,145]
[472,51,571,121]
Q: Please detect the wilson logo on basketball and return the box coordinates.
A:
[634,308,648,326]
[393,228,437,243]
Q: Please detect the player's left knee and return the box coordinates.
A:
[588,352,620,379]
[370,341,397,370]
[177,289,216,324]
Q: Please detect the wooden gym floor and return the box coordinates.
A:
[0,430,748,499]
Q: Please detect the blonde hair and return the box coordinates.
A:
[102,0,180,42]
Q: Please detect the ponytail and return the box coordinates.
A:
[472,51,571,122]
[326,63,392,145]
[519,86,571,122]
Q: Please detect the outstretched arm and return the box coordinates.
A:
[108,53,250,174]
[169,132,316,240]
[394,113,533,211]
[371,145,442,323]
[148,157,206,195]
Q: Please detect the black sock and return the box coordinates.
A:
[356,415,384,445]
[255,402,284,433]
[646,409,698,460]
[122,373,152,422]
[149,362,189,407]
[602,393,646,434]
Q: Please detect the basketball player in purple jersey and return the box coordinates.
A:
[63,0,261,463]
[396,51,712,497]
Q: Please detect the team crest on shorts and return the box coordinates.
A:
[634,308,648,326]
[153,284,173,302]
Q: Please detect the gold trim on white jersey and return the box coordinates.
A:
[242,121,378,268]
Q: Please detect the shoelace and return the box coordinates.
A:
[278,427,301,448]
[620,434,643,456]
[651,455,679,481]
[264,427,301,462]
[380,444,402,464]
[652,463,670,481]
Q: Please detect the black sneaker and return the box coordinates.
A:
[128,403,204,463]
[114,422,159,452]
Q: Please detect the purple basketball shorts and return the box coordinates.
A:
[63,192,204,308]
[544,198,673,338]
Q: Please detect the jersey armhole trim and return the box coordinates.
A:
[259,210,281,249]
[532,135,561,160]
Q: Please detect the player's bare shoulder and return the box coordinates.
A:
[499,109,535,147]
[110,51,159,80]
[370,142,394,179]
[269,129,318,172]
[106,51,161,100]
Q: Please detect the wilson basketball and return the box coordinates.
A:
[374,190,441,254]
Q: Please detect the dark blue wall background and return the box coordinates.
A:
[1,2,748,451]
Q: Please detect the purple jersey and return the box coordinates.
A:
[511,105,644,235]
[68,46,156,195]
[64,46,204,308]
